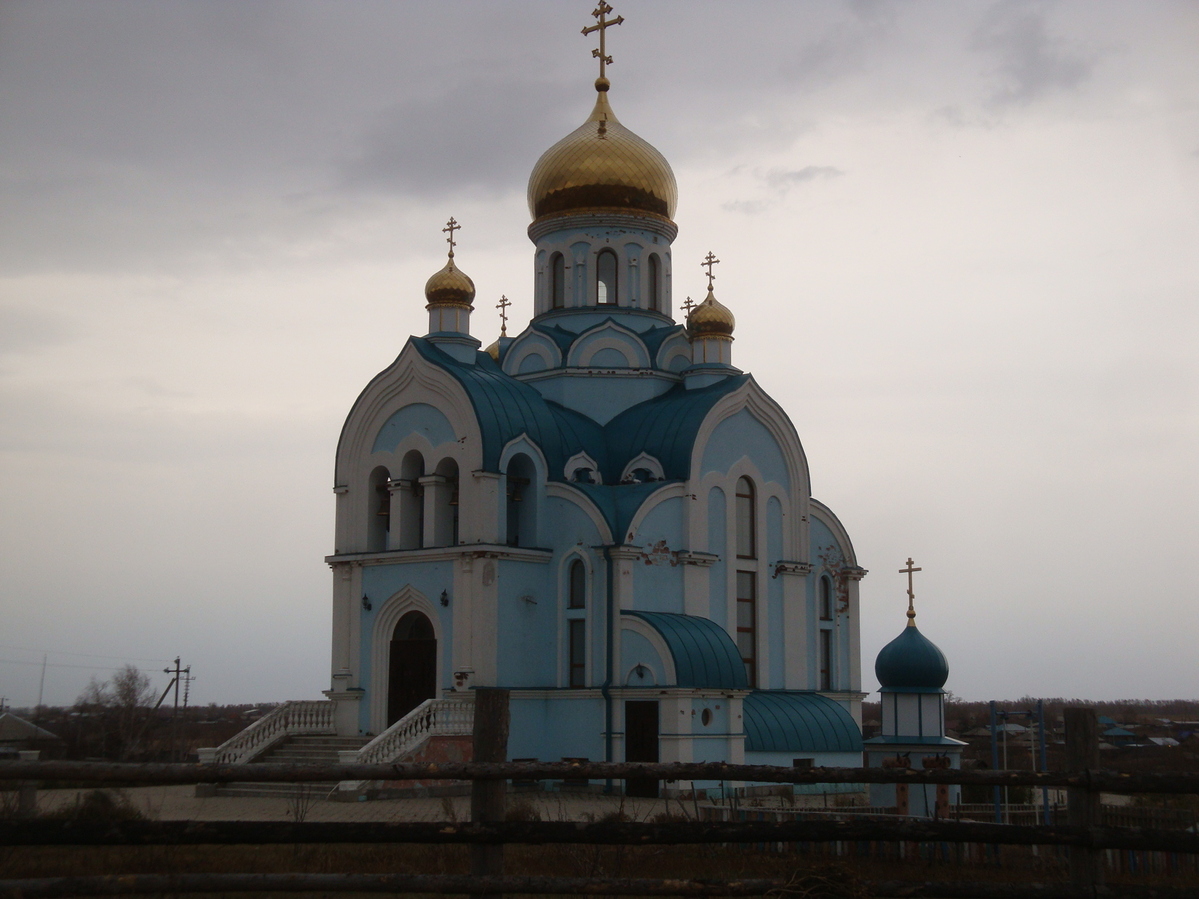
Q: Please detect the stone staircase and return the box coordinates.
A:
[212,735,369,799]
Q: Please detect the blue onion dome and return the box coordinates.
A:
[875,623,949,690]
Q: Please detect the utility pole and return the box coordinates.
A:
[160,658,190,762]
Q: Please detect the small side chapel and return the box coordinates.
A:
[319,6,874,789]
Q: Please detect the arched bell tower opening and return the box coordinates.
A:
[387,610,437,726]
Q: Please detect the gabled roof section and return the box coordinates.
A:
[744,692,863,754]
[604,375,750,482]
[623,611,748,690]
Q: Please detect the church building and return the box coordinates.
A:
[318,7,868,788]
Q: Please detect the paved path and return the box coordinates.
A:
[34,786,698,823]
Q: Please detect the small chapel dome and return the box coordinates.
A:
[527,80,678,224]
[875,623,949,691]
[424,255,476,308]
[484,338,501,362]
[688,288,736,338]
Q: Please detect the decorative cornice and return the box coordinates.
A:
[772,560,812,578]
[326,544,553,567]
[677,551,719,567]
[528,210,677,243]
[843,566,869,581]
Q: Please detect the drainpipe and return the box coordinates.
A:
[601,545,616,793]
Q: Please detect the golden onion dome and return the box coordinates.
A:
[528,79,677,223]
[424,253,476,308]
[688,288,735,338]
[484,338,501,362]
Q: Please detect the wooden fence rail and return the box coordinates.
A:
[1,759,1196,794]
[2,818,1198,853]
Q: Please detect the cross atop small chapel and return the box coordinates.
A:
[899,557,922,625]
[682,295,695,317]
[442,217,460,258]
[582,2,624,81]
[497,294,512,336]
[702,251,720,291]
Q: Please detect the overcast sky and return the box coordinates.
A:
[1,1,1196,710]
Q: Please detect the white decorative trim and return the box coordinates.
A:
[620,452,664,484]
[621,615,677,685]
[325,544,553,566]
[564,451,603,485]
[567,321,652,368]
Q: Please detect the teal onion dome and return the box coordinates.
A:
[875,625,949,691]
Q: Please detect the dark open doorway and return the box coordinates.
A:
[387,611,437,727]
[624,700,659,798]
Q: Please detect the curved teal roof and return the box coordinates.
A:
[623,611,747,690]
[604,375,750,482]
[875,624,949,691]
[744,691,863,753]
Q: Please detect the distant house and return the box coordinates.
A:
[0,712,61,754]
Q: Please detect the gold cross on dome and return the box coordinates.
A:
[442,217,460,257]
[701,251,720,290]
[582,2,624,80]
[497,294,512,336]
[899,557,922,624]
[682,295,695,316]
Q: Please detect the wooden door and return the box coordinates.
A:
[624,700,659,798]
[387,612,437,726]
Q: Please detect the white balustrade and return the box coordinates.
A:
[203,699,336,765]
[354,694,475,765]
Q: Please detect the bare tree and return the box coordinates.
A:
[73,665,157,760]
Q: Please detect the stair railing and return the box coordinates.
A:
[352,694,475,765]
[198,700,336,765]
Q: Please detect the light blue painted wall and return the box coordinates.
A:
[497,559,558,687]
[509,695,605,762]
[372,403,456,453]
[358,561,454,733]
[631,497,685,614]
[621,630,668,685]
[767,497,785,688]
[707,487,726,628]
[700,409,790,492]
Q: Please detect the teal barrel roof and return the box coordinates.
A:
[875,624,949,692]
[623,611,748,689]
[743,691,863,753]
[603,375,750,483]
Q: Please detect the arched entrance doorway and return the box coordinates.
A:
[387,611,437,726]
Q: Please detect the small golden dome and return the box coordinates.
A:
[688,288,735,338]
[424,254,475,308]
[484,339,501,362]
[528,82,677,223]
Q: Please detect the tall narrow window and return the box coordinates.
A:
[819,629,832,691]
[735,477,756,559]
[568,619,586,687]
[736,571,757,687]
[551,253,565,309]
[568,559,586,609]
[819,576,833,620]
[647,254,661,312]
[596,249,617,304]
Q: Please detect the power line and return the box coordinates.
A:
[0,643,171,663]
[0,658,152,672]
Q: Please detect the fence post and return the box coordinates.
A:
[1065,707,1102,891]
[471,688,510,898]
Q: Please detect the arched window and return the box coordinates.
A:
[551,252,565,309]
[434,457,459,546]
[647,254,661,312]
[596,249,617,304]
[819,629,832,691]
[399,451,425,550]
[736,570,757,688]
[819,575,833,620]
[571,467,595,484]
[505,454,537,548]
[735,476,756,559]
[568,559,586,609]
[367,466,391,552]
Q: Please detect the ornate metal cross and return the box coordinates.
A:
[899,557,922,623]
[682,295,695,316]
[442,217,460,257]
[497,294,511,336]
[702,251,720,290]
[582,2,623,80]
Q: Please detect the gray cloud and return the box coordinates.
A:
[973,1,1099,107]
